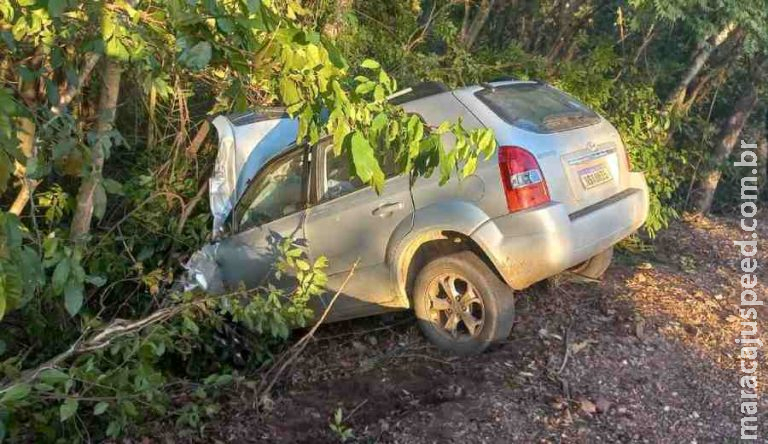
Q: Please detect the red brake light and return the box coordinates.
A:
[498,146,550,212]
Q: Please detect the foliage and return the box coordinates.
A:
[329,407,354,443]
[0,0,495,440]
[0,239,325,441]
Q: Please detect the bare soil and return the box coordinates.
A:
[162,213,768,443]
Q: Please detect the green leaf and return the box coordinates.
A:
[93,401,109,415]
[48,0,66,18]
[40,368,69,385]
[373,85,385,102]
[349,132,374,182]
[462,156,478,177]
[52,258,70,295]
[183,317,199,335]
[52,140,75,164]
[1,384,30,404]
[355,82,375,95]
[25,157,49,180]
[64,280,83,316]
[179,41,212,70]
[106,421,121,437]
[295,259,310,271]
[332,120,350,151]
[105,38,130,61]
[11,17,27,41]
[102,179,124,195]
[59,398,78,422]
[121,400,138,417]
[0,153,12,193]
[34,383,54,392]
[360,59,380,70]
[0,290,5,321]
[85,275,107,287]
[349,132,384,191]
[93,181,107,220]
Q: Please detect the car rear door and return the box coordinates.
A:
[304,139,413,320]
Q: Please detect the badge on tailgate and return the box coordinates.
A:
[577,164,612,189]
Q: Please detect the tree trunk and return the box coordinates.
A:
[70,60,122,241]
[680,29,745,112]
[665,23,736,113]
[632,23,656,65]
[691,79,759,214]
[10,53,101,216]
[459,0,495,50]
[8,52,43,216]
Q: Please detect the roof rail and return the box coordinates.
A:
[388,81,449,105]
[479,82,496,91]
[227,107,290,126]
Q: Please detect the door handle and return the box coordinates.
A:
[371,202,403,217]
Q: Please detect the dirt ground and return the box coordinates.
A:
[168,213,768,443]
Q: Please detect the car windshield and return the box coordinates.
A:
[476,83,600,133]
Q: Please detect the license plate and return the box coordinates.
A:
[578,165,612,189]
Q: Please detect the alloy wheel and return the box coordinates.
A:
[426,273,485,339]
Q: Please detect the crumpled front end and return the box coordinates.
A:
[181,243,225,293]
[208,110,298,237]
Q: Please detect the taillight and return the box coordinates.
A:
[498,146,550,212]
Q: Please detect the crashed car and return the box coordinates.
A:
[186,80,649,355]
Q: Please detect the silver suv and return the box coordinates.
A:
[198,80,649,355]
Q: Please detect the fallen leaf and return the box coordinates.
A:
[596,398,611,413]
[571,339,598,354]
[580,399,597,414]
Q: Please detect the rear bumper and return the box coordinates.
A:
[471,172,649,289]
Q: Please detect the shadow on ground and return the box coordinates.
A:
[162,213,767,443]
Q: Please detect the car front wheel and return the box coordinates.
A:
[413,251,515,355]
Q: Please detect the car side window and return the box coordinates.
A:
[237,150,305,231]
[323,145,364,201]
[321,143,401,202]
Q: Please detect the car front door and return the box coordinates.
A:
[304,140,414,320]
[216,147,309,290]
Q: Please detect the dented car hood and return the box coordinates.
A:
[184,110,298,293]
[209,109,299,236]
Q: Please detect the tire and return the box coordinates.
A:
[412,251,515,355]
[570,247,614,280]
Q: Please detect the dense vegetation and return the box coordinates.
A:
[0,0,765,440]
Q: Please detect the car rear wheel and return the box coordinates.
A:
[413,251,515,355]
[570,247,613,280]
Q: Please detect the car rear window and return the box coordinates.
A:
[476,83,600,134]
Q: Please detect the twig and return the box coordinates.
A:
[0,287,263,392]
[391,354,457,365]
[316,316,414,342]
[556,320,574,423]
[560,378,574,424]
[258,260,360,398]
[557,321,572,375]
[346,399,368,420]
[51,52,101,116]
[85,191,185,259]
